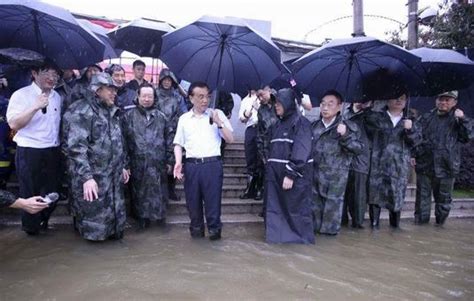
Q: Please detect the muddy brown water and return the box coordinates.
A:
[1,219,473,300]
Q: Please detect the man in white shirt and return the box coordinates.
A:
[238,90,260,199]
[6,62,62,235]
[173,82,234,240]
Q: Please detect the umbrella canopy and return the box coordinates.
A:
[77,19,120,60]
[107,18,175,58]
[0,48,45,66]
[291,36,423,104]
[410,47,474,96]
[0,0,105,69]
[160,15,283,97]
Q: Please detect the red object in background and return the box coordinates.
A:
[89,19,117,29]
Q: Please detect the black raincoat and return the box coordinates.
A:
[264,89,314,244]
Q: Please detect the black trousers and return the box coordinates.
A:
[244,125,258,175]
[184,159,223,233]
[16,146,61,233]
[342,170,368,226]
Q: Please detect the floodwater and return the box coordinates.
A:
[0,219,473,301]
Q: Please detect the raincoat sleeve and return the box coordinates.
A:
[164,116,176,166]
[339,120,364,155]
[261,121,274,163]
[256,110,265,161]
[285,118,312,180]
[120,113,131,170]
[66,111,94,184]
[403,117,422,148]
[0,189,16,209]
[456,116,474,143]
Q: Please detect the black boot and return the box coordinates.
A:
[389,211,401,228]
[435,213,449,226]
[254,173,263,200]
[239,175,256,199]
[369,205,381,229]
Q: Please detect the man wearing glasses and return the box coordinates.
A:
[173,82,234,240]
[6,62,62,235]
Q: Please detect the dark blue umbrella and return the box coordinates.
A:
[160,15,283,97]
[77,19,120,60]
[291,36,423,104]
[107,18,175,58]
[0,0,105,69]
[410,47,474,96]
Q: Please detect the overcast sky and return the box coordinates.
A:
[44,0,441,44]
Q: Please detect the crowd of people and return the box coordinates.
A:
[0,59,472,244]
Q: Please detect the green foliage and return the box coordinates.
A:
[385,1,474,49]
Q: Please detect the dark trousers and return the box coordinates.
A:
[244,125,258,175]
[184,160,223,233]
[342,171,368,226]
[415,173,454,223]
[16,146,61,233]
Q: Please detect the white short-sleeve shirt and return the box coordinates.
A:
[238,94,259,127]
[6,82,62,148]
[173,108,233,158]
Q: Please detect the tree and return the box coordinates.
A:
[385,1,474,50]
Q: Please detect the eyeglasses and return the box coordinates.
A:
[39,70,59,80]
[192,94,211,101]
[320,102,338,108]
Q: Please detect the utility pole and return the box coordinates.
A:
[352,0,365,37]
[407,0,419,49]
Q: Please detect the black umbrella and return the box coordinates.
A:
[160,15,283,98]
[291,36,423,104]
[0,0,105,69]
[107,18,175,58]
[0,48,45,66]
[77,19,120,60]
[410,47,474,96]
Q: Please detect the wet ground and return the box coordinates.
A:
[0,219,473,301]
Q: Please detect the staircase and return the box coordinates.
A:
[1,140,474,226]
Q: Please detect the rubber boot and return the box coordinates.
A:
[239,175,256,199]
[254,173,263,200]
[389,211,401,228]
[369,205,381,229]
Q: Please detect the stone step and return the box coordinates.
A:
[176,184,247,198]
[222,154,246,165]
[223,148,245,157]
[223,164,247,174]
[168,198,262,215]
[223,173,248,185]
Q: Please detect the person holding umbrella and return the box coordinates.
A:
[413,91,473,225]
[312,90,363,235]
[365,90,421,228]
[341,101,371,229]
[173,82,233,240]
[6,61,62,235]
